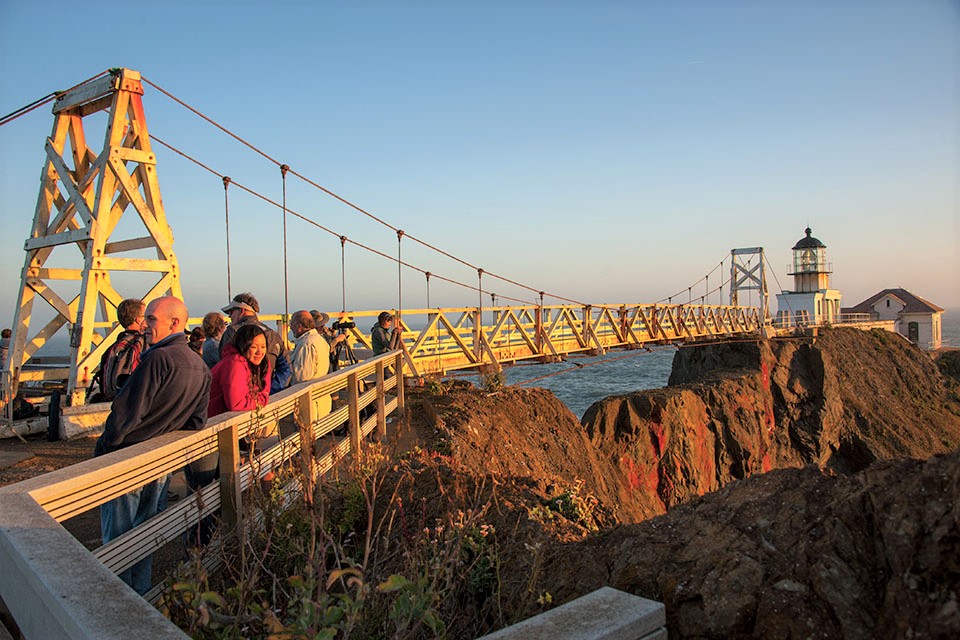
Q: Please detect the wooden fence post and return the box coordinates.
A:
[218,422,241,530]
[297,391,317,497]
[619,305,628,345]
[394,351,405,418]
[535,304,544,355]
[348,371,361,455]
[474,307,482,363]
[376,360,387,440]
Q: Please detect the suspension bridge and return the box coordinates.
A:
[0,68,870,640]
[1,67,774,421]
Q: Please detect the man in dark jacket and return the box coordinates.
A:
[94,295,211,595]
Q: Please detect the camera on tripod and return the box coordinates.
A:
[332,320,356,331]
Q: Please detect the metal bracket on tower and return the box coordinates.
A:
[729,247,770,323]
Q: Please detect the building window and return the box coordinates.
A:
[886,300,890,308]
[908,322,919,343]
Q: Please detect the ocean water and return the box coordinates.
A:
[942,314,960,350]
[476,311,960,420]
[465,347,677,420]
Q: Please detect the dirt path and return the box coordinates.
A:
[0,433,193,589]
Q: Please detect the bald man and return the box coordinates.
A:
[94,295,211,595]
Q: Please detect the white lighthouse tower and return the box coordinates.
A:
[775,227,842,326]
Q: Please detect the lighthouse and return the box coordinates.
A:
[775,227,842,326]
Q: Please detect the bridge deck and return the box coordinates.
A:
[310,303,763,379]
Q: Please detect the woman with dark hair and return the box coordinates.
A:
[208,323,271,416]
[184,323,272,549]
[187,327,205,355]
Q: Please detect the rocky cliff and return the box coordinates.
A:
[415,383,649,524]
[536,447,960,639]
[395,326,960,637]
[581,327,960,519]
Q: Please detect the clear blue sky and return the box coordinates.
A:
[1,0,957,329]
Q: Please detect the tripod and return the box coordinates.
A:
[331,336,358,371]
[330,336,374,434]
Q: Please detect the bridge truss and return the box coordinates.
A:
[321,302,763,379]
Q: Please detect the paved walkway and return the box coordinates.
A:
[0,450,34,470]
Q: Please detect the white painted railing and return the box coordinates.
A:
[0,350,404,639]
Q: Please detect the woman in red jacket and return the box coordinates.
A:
[184,324,272,546]
[207,323,271,417]
[189,323,271,483]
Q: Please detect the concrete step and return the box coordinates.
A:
[477,587,666,640]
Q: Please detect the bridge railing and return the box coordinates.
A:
[0,350,404,640]
[353,303,763,376]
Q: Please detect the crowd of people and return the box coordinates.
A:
[88,291,404,595]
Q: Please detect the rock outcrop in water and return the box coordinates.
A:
[580,327,960,518]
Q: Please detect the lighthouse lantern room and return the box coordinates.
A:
[775,228,842,326]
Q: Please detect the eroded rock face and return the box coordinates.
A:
[415,385,651,524]
[537,449,960,639]
[400,329,960,638]
[581,328,960,519]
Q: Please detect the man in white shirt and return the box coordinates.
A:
[289,310,332,417]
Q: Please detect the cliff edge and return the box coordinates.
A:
[581,327,960,519]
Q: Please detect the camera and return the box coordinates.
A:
[332,320,356,331]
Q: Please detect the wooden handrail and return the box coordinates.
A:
[0,350,405,639]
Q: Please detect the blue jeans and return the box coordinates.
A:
[100,474,170,595]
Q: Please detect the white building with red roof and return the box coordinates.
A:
[844,288,944,350]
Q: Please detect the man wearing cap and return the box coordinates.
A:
[220,292,291,392]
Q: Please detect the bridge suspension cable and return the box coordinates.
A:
[657,258,728,304]
[0,69,111,127]
[141,76,584,306]
[696,272,734,305]
[150,135,537,306]
[280,164,291,316]
[223,176,233,299]
[764,252,794,318]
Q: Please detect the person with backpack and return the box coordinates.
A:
[90,298,148,402]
